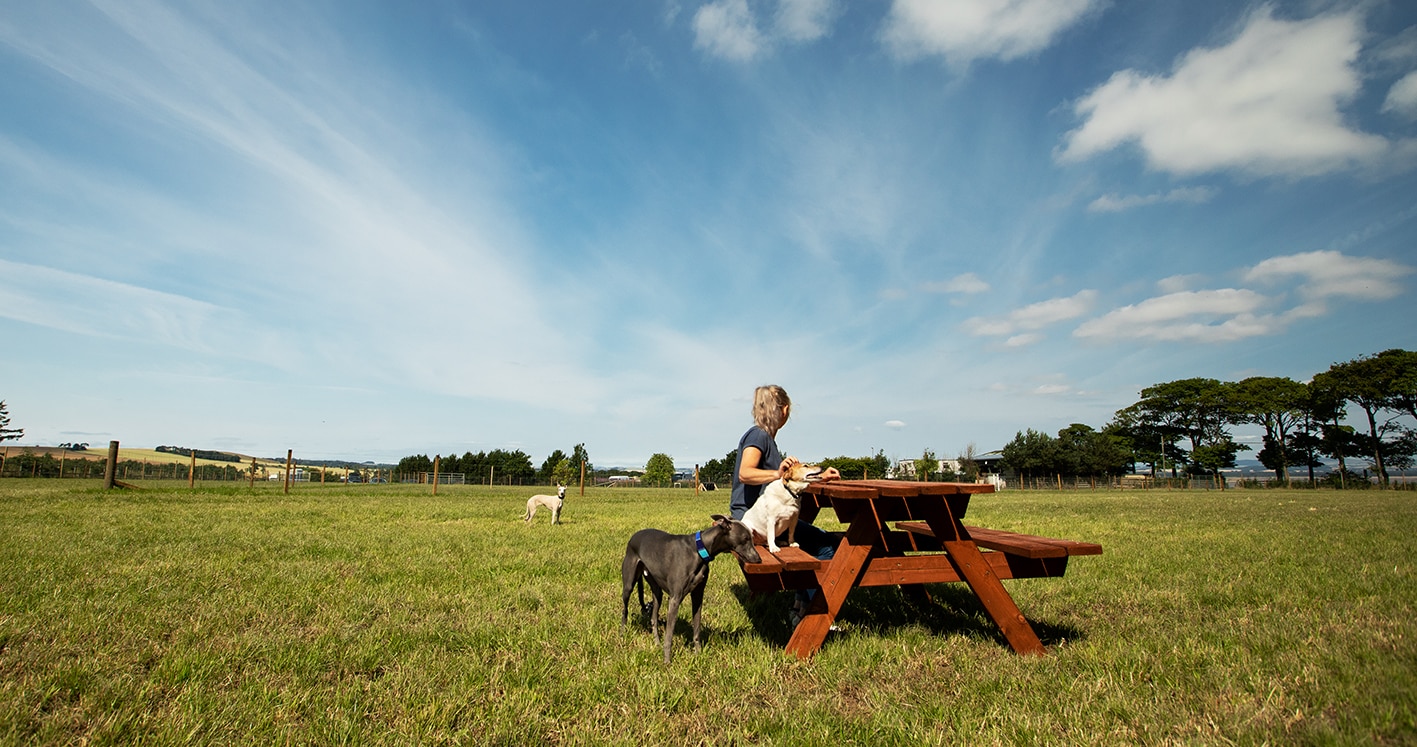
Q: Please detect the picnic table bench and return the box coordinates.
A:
[738,479,1101,658]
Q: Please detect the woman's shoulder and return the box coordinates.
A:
[738,425,772,448]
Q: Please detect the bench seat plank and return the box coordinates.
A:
[740,544,823,573]
[896,521,1102,559]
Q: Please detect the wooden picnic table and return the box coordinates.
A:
[738,479,1101,658]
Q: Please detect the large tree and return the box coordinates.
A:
[1116,378,1240,479]
[643,453,675,487]
[1000,429,1060,480]
[0,401,21,443]
[700,450,738,486]
[538,449,568,482]
[1322,352,1414,486]
[1231,376,1307,483]
[1056,423,1134,478]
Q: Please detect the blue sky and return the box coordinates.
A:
[2,0,1415,469]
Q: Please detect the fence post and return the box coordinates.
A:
[104,440,119,489]
[284,450,293,495]
[188,451,196,488]
[433,456,440,496]
[249,458,257,487]
[580,460,586,496]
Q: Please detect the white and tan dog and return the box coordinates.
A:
[525,485,566,524]
[740,462,824,554]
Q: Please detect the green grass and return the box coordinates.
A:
[1,481,1413,745]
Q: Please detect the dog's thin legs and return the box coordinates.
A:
[649,585,664,646]
[620,555,640,628]
[689,583,706,653]
[661,595,681,664]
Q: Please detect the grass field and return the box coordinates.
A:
[0,481,1413,745]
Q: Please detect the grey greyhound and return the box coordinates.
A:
[620,514,762,663]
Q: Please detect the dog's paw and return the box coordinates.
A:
[789,542,800,548]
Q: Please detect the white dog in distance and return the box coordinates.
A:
[525,485,566,524]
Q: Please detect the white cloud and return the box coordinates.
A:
[1005,333,1043,348]
[884,420,907,429]
[880,0,1101,65]
[775,0,837,42]
[1059,7,1391,177]
[693,0,764,61]
[1087,186,1217,213]
[1156,274,1206,294]
[1073,289,1281,343]
[923,272,990,294]
[962,289,1097,337]
[1070,251,1411,345]
[0,259,259,354]
[1244,250,1412,301]
[1033,384,1072,395]
[1381,71,1417,119]
[693,0,838,60]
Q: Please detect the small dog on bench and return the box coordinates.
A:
[740,461,825,554]
[524,485,566,524]
[620,515,761,663]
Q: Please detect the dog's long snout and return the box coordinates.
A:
[736,544,762,564]
[803,466,825,481]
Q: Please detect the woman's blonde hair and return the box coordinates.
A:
[753,385,791,435]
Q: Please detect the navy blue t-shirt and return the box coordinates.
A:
[730,425,781,520]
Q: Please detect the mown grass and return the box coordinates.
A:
[0,481,1412,745]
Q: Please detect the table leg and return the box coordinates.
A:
[784,518,878,658]
[919,498,1045,655]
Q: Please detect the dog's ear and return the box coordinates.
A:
[710,514,729,525]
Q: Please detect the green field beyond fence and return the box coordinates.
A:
[0,482,1412,745]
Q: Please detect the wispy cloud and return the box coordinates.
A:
[1244,250,1412,301]
[693,0,838,61]
[775,0,839,43]
[880,0,1102,65]
[1071,251,1411,344]
[0,259,261,354]
[1073,289,1280,343]
[962,290,1097,338]
[1088,186,1217,213]
[1059,7,1395,177]
[693,0,765,61]
[923,273,991,294]
[1383,71,1417,118]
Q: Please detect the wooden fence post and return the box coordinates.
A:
[580,460,586,496]
[104,440,119,489]
[189,451,196,488]
[284,450,293,495]
[432,456,440,496]
[249,458,257,487]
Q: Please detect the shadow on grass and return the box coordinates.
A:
[729,582,1087,650]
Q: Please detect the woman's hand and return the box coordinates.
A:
[819,467,842,481]
[777,455,800,479]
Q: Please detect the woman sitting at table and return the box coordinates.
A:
[730,384,840,627]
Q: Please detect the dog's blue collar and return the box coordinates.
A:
[694,531,711,560]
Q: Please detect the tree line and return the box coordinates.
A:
[697,450,893,486]
[1000,349,1417,487]
[396,443,590,486]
